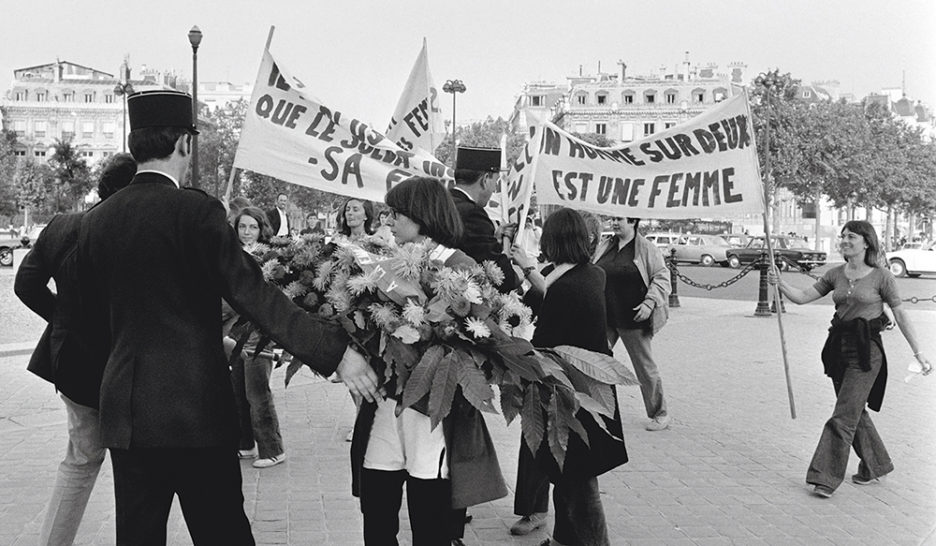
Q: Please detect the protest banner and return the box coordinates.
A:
[385,38,445,156]
[233,48,453,204]
[485,130,541,231]
[531,93,764,219]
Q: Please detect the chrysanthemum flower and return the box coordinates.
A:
[368,303,400,329]
[464,317,491,339]
[260,260,278,282]
[393,243,427,280]
[346,270,379,296]
[283,280,308,300]
[325,284,352,313]
[401,300,426,326]
[482,261,505,286]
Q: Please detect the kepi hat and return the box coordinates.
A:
[455,146,501,173]
[128,89,199,134]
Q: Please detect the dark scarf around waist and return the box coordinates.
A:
[820,314,889,411]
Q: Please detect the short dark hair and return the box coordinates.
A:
[337,198,375,236]
[842,220,882,268]
[127,126,190,163]
[579,211,603,256]
[378,209,392,220]
[234,206,274,244]
[98,153,137,200]
[385,177,463,247]
[540,208,592,265]
[454,169,486,186]
[277,193,288,200]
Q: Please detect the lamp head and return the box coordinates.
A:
[188,26,203,48]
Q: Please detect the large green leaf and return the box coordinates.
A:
[545,386,569,471]
[284,358,304,388]
[401,345,444,409]
[532,351,574,389]
[520,384,545,454]
[428,351,459,430]
[456,355,496,413]
[499,383,524,426]
[494,350,545,382]
[574,391,613,418]
[552,345,638,386]
[559,386,589,448]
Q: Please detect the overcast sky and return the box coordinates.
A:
[3,0,934,127]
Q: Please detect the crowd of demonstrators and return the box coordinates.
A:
[594,217,673,431]
[351,177,508,546]
[770,220,932,499]
[14,152,136,546]
[222,207,287,469]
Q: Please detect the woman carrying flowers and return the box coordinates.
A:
[349,177,508,545]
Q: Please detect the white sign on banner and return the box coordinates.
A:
[532,93,764,219]
[385,38,445,156]
[233,49,452,203]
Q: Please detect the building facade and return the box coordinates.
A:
[512,56,747,141]
[198,81,253,111]
[0,59,179,164]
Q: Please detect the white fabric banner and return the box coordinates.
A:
[385,38,445,156]
[233,49,452,203]
[532,93,765,219]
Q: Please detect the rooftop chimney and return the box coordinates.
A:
[618,60,627,81]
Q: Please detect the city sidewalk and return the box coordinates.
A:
[1,296,934,545]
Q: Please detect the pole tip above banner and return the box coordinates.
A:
[264,26,275,51]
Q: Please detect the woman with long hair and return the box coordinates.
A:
[224,207,286,468]
[336,198,376,241]
[350,177,507,545]
[770,220,931,498]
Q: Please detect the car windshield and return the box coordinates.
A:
[709,236,731,247]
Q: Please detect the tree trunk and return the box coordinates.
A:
[907,212,915,244]
[814,191,822,251]
[772,185,781,234]
[885,206,894,251]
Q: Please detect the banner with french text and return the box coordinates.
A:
[532,93,764,219]
[233,49,453,203]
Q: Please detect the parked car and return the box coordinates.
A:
[726,235,827,271]
[668,234,732,266]
[887,243,936,277]
[722,233,750,249]
[0,234,26,267]
[645,232,683,249]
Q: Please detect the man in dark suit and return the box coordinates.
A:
[449,146,519,294]
[78,90,380,545]
[266,192,290,237]
[14,153,136,546]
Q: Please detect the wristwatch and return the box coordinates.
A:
[522,266,536,278]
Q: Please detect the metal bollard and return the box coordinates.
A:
[770,290,786,313]
[668,247,681,308]
[754,254,772,317]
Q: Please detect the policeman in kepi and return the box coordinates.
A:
[448,146,519,294]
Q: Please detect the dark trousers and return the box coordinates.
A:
[514,442,550,516]
[110,447,254,546]
[552,476,609,546]
[806,344,893,490]
[360,468,451,546]
[231,354,284,458]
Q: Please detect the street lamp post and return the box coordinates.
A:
[442,79,466,169]
[188,25,203,188]
[113,61,134,153]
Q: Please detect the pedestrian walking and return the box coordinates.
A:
[770,220,932,498]
[593,217,673,431]
[14,153,136,546]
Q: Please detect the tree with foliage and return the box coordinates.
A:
[0,129,19,220]
[13,158,54,223]
[46,139,92,213]
[434,116,526,170]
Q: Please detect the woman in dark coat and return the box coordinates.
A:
[513,207,627,546]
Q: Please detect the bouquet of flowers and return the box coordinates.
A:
[234,234,637,469]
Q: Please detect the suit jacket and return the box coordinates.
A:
[79,172,348,449]
[530,263,628,478]
[448,188,519,293]
[266,207,288,236]
[15,213,103,408]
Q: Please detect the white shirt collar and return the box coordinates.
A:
[451,186,475,203]
[136,169,181,189]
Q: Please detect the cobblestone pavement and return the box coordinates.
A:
[1,295,934,545]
